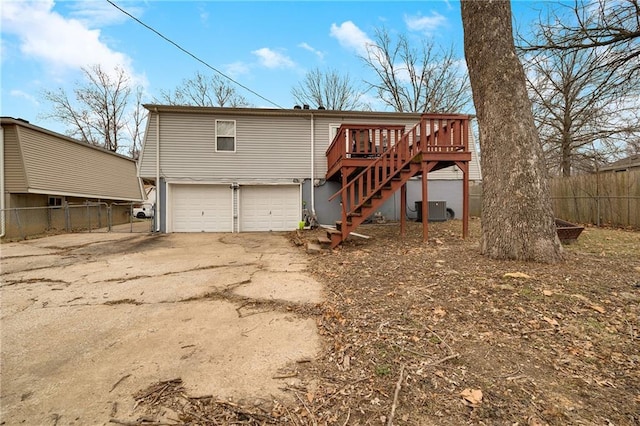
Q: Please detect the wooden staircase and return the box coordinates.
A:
[326,114,471,249]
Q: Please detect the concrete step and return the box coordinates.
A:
[317,235,331,247]
[306,242,322,254]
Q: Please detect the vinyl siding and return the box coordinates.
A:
[2,124,28,192]
[140,111,311,180]
[139,107,482,183]
[16,124,142,201]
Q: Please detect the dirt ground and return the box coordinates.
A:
[122,220,637,425]
[2,220,638,425]
[290,220,638,426]
[0,232,323,425]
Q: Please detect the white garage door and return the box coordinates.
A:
[240,185,300,231]
[171,184,232,232]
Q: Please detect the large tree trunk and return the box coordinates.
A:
[461,0,563,262]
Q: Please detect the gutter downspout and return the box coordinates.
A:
[310,112,316,217]
[155,109,161,232]
[0,126,5,238]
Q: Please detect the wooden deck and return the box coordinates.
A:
[325,114,472,248]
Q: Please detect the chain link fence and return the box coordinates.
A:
[1,202,154,241]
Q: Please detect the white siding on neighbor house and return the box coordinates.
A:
[6,121,142,201]
[139,111,311,180]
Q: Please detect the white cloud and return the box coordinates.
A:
[329,21,373,56]
[405,11,448,33]
[0,0,143,83]
[225,61,251,78]
[67,1,142,27]
[252,47,296,69]
[10,89,39,105]
[197,4,209,25]
[298,42,324,60]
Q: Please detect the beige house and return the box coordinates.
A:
[1,117,144,239]
[138,105,481,234]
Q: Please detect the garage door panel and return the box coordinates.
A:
[171,184,232,232]
[240,186,299,232]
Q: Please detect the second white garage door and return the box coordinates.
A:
[171,184,232,232]
[240,185,300,231]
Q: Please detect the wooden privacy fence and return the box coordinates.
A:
[550,170,640,228]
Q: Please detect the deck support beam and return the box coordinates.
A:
[421,162,439,242]
[421,163,429,242]
[400,183,406,237]
[456,160,470,239]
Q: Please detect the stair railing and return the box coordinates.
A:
[329,121,422,215]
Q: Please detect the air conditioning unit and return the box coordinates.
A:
[415,201,447,222]
[428,201,447,222]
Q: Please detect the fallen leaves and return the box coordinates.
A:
[503,272,532,279]
[543,316,560,327]
[460,388,483,406]
[291,221,639,424]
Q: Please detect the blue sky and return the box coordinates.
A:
[1,0,551,134]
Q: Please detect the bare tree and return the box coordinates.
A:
[361,27,471,113]
[523,35,640,176]
[525,0,640,78]
[159,72,249,107]
[291,67,368,110]
[126,87,147,159]
[461,0,563,262]
[43,65,143,153]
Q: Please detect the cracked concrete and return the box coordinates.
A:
[0,231,323,425]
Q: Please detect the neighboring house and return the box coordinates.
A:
[599,154,640,173]
[138,105,481,235]
[1,117,144,239]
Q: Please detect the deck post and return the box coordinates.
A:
[421,162,429,242]
[341,172,348,242]
[457,161,469,239]
[400,183,406,237]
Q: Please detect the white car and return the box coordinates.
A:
[132,203,154,219]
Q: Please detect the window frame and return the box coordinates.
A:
[215,119,237,153]
[48,196,63,207]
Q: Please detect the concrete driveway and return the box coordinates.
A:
[0,232,323,425]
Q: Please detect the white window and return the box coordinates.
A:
[329,124,340,141]
[216,120,236,152]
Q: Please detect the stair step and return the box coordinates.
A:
[327,228,343,249]
[317,235,331,247]
[348,212,362,217]
[335,220,352,231]
[306,242,323,254]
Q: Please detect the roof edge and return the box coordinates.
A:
[143,104,475,120]
[1,117,137,163]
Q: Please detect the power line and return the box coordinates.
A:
[106,0,285,109]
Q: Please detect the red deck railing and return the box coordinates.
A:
[327,114,470,247]
[326,114,471,247]
[325,125,406,170]
[326,115,470,179]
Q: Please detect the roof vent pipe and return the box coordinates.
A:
[293,105,302,109]
[317,106,326,110]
